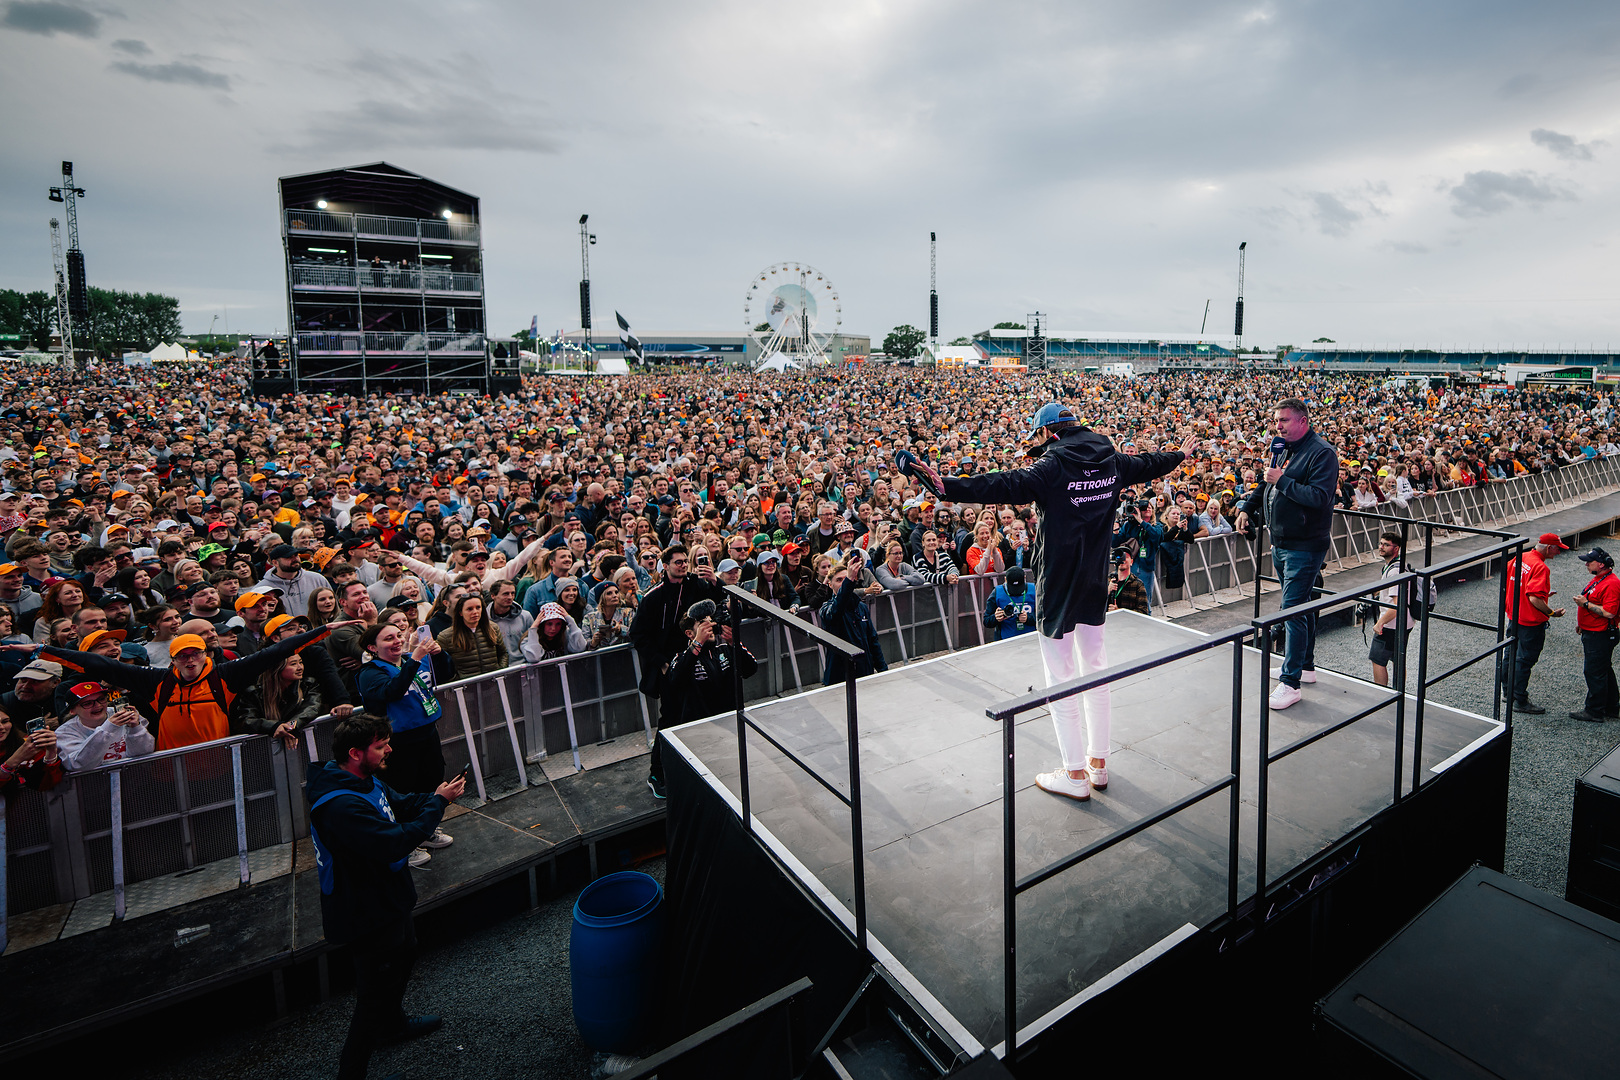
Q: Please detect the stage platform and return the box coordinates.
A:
[665,611,1508,1059]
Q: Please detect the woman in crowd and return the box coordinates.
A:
[306,586,338,627]
[435,593,508,678]
[170,559,206,593]
[0,609,26,647]
[797,552,836,613]
[963,520,1006,576]
[874,540,927,591]
[355,621,452,866]
[913,529,960,585]
[583,582,634,650]
[524,601,586,662]
[115,565,166,612]
[232,652,324,748]
[0,703,63,792]
[555,577,590,626]
[753,550,798,610]
[138,604,183,668]
[33,580,87,643]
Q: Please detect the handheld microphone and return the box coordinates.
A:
[1269,436,1287,470]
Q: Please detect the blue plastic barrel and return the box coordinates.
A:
[570,870,665,1052]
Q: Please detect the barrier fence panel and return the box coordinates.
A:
[5,787,59,917]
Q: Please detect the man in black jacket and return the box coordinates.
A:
[899,403,1195,802]
[307,714,465,1080]
[628,544,720,799]
[665,600,759,724]
[1234,398,1340,710]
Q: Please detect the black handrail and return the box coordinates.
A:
[615,976,813,1080]
[724,584,869,956]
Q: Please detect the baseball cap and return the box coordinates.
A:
[67,681,109,702]
[780,542,804,557]
[0,562,21,576]
[716,558,741,574]
[756,550,782,566]
[263,614,299,637]
[268,543,299,560]
[752,533,772,547]
[1538,533,1570,551]
[79,628,127,650]
[1577,547,1613,566]
[16,659,63,681]
[169,634,208,657]
[1023,402,1075,440]
[235,586,282,611]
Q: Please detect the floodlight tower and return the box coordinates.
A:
[1234,241,1247,357]
[929,231,938,364]
[47,162,88,364]
[49,219,74,364]
[579,214,596,351]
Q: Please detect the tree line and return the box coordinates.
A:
[0,287,182,356]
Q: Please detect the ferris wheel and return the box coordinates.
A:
[743,262,842,368]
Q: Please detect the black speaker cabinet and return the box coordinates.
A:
[1567,738,1620,921]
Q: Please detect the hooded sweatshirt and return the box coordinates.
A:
[304,759,446,945]
[939,428,1185,634]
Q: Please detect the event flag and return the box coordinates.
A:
[616,311,643,363]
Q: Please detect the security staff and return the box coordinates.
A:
[1503,533,1568,714]
[899,404,1196,802]
[1572,546,1620,723]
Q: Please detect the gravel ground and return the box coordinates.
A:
[1304,543,1620,895]
[108,859,667,1080]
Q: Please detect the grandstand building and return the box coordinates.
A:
[557,330,871,366]
[268,162,516,397]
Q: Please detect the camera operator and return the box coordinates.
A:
[1234,398,1340,711]
[628,544,721,800]
[664,599,759,724]
[307,714,466,1080]
[1107,545,1150,615]
[1367,532,1412,687]
[1112,497,1163,599]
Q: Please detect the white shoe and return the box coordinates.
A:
[408,847,431,868]
[1269,683,1303,710]
[1086,763,1109,789]
[1035,768,1091,802]
[1300,670,1317,684]
[421,828,453,849]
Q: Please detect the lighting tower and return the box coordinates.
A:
[47,162,88,337]
[1234,241,1247,357]
[578,214,596,352]
[1025,312,1047,371]
[48,219,74,365]
[929,231,938,364]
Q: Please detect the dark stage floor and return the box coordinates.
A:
[666,611,1506,1053]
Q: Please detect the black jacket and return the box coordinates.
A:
[665,639,759,724]
[305,760,446,946]
[1238,429,1339,551]
[941,428,1185,634]
[818,577,888,684]
[627,575,721,695]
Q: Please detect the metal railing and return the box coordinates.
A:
[723,585,871,955]
[289,264,358,289]
[295,332,487,355]
[285,209,481,245]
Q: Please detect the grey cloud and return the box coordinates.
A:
[1530,127,1600,161]
[111,37,148,55]
[1387,241,1430,255]
[1498,72,1541,97]
[1,1,99,36]
[1449,170,1572,217]
[297,95,557,155]
[1309,192,1362,237]
[111,60,230,90]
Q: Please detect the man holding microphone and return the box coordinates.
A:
[897,404,1196,802]
[1234,398,1340,710]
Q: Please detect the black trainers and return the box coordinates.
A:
[1515,699,1547,715]
[381,1014,442,1044]
[647,776,667,800]
[1571,711,1604,723]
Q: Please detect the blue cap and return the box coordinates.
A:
[1024,402,1074,439]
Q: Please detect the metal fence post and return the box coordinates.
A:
[453,687,490,800]
[495,675,529,790]
[110,769,126,922]
[556,664,584,773]
[231,743,250,887]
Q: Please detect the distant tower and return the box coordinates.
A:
[1234,241,1247,355]
[579,214,595,351]
[929,231,938,362]
[1025,312,1047,371]
[47,161,88,363]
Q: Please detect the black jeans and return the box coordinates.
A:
[338,922,418,1080]
[387,722,446,796]
[1582,629,1619,717]
[648,689,682,783]
[1511,622,1547,703]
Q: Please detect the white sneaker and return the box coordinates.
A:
[421,828,453,849]
[1269,683,1303,710]
[408,847,431,868]
[1086,763,1109,790]
[1300,670,1317,684]
[1035,769,1091,802]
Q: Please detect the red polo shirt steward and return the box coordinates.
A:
[1506,550,1551,627]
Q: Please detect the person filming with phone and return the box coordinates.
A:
[356,622,453,868]
[307,713,466,1080]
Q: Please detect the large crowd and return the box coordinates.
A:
[1,357,1615,804]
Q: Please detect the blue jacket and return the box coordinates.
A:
[818,577,888,685]
[356,656,443,732]
[305,760,446,945]
[983,583,1037,640]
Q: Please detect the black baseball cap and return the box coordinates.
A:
[1577,547,1613,566]
[268,543,299,560]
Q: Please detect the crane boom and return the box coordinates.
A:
[49,218,74,365]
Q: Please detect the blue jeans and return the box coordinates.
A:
[1131,562,1155,603]
[1272,546,1325,688]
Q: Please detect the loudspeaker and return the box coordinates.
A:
[1567,738,1620,920]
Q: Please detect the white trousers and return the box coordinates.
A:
[1038,623,1111,769]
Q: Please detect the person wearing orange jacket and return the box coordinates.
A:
[4,618,364,750]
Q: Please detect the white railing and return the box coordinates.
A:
[296,332,487,354]
[285,210,481,245]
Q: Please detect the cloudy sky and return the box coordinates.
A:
[1,0,1618,348]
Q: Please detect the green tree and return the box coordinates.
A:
[17,291,56,351]
[993,321,1025,330]
[949,336,971,346]
[1313,337,1335,343]
[84,287,182,355]
[883,324,926,359]
[754,322,772,332]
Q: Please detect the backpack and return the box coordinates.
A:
[154,669,230,722]
[1401,563,1439,623]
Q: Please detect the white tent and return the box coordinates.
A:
[596,356,630,375]
[149,342,189,361]
[757,353,799,373]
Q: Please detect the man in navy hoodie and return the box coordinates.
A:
[307,714,465,1080]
